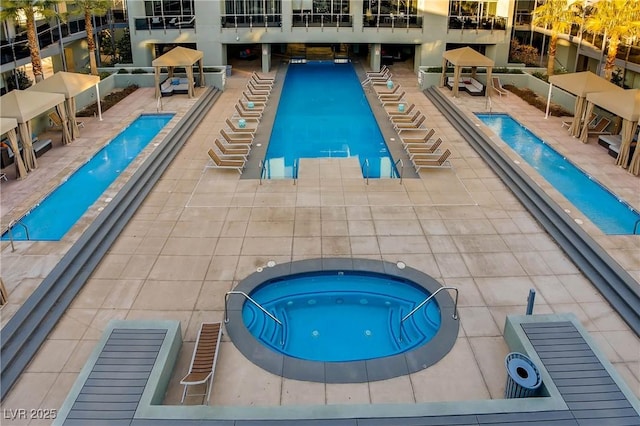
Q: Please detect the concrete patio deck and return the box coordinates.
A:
[0,62,638,424]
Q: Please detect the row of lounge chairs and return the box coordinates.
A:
[369,79,452,172]
[206,72,274,173]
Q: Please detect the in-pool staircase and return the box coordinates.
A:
[245,299,440,356]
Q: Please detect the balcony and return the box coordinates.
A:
[221,14,282,29]
[362,13,422,29]
[1,17,111,66]
[133,15,196,32]
[448,15,507,31]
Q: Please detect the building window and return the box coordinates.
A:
[291,0,350,27]
[362,0,420,28]
[222,0,282,28]
[448,1,506,30]
[139,0,194,30]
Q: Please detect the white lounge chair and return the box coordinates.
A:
[225,118,256,133]
[412,149,452,172]
[491,77,508,97]
[215,138,250,158]
[406,137,443,156]
[220,128,253,144]
[206,148,245,174]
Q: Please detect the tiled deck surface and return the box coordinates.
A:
[0,62,638,424]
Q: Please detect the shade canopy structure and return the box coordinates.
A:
[0,117,27,179]
[27,71,102,142]
[0,90,65,173]
[441,46,494,98]
[0,117,18,135]
[586,89,640,175]
[152,46,204,99]
[548,71,620,137]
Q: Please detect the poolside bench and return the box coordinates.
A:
[180,322,223,404]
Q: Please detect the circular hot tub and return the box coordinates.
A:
[225,258,459,383]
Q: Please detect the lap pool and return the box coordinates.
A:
[476,113,640,235]
[264,61,398,179]
[3,114,174,241]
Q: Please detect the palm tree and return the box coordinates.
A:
[585,0,640,80]
[70,0,111,75]
[0,0,59,83]
[532,0,576,76]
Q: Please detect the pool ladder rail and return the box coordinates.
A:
[224,290,284,346]
[5,219,30,252]
[398,286,458,342]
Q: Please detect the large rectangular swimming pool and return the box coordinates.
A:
[3,114,174,241]
[264,61,397,179]
[476,113,640,235]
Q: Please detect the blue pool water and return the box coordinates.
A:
[265,61,397,179]
[477,113,640,235]
[3,114,174,241]
[242,271,441,362]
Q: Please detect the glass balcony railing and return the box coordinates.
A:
[448,15,507,31]
[0,16,112,65]
[291,13,352,28]
[133,15,196,31]
[362,13,422,29]
[221,14,282,28]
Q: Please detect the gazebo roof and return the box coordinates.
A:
[151,46,204,67]
[0,90,65,123]
[587,88,640,122]
[26,71,100,98]
[549,71,620,97]
[0,117,18,135]
[443,46,494,67]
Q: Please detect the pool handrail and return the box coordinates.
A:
[394,158,404,183]
[6,219,30,252]
[401,286,458,322]
[363,158,370,185]
[224,290,283,346]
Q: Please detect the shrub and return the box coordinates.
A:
[76,85,139,117]
[510,40,539,67]
[504,85,571,117]
[117,68,129,74]
[7,69,33,91]
[531,71,548,82]
[131,68,148,74]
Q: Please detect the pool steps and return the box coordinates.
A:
[245,300,438,356]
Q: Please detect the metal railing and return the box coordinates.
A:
[293,158,298,185]
[224,291,283,346]
[363,158,370,185]
[633,219,640,235]
[258,159,265,184]
[399,286,458,342]
[394,158,404,184]
[5,220,30,252]
[362,13,423,30]
[221,13,282,29]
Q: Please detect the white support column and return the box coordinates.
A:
[370,43,381,72]
[262,44,271,73]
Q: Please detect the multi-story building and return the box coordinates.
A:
[1,0,638,90]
